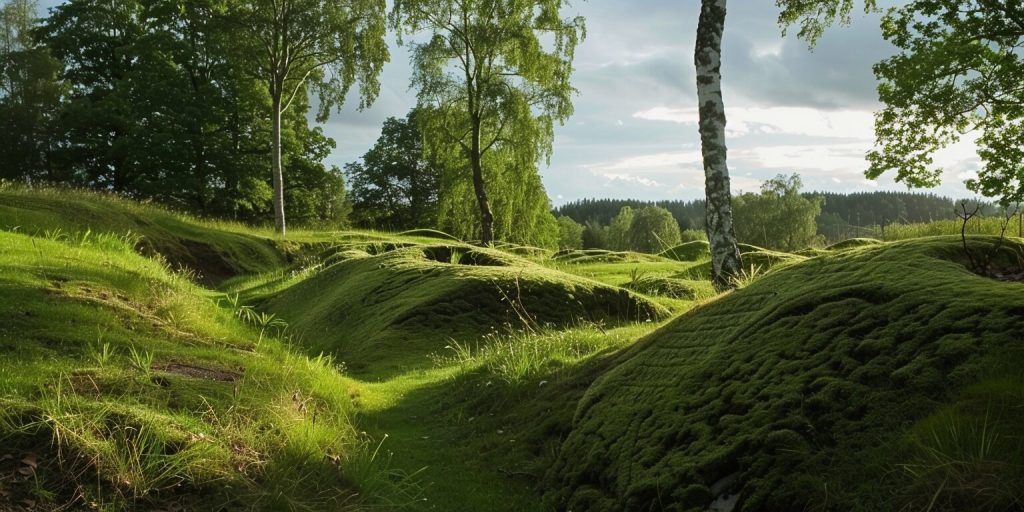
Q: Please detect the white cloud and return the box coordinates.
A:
[589,150,704,174]
[633,106,875,139]
[730,176,763,194]
[601,173,663,188]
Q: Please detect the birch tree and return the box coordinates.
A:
[391,0,584,245]
[695,0,742,289]
[231,0,389,235]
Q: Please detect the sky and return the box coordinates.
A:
[38,1,983,206]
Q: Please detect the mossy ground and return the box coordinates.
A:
[548,237,1024,512]
[5,188,1020,512]
[0,189,695,510]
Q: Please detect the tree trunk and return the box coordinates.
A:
[470,115,494,245]
[695,0,741,289]
[271,93,286,236]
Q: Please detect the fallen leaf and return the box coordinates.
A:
[21,454,37,469]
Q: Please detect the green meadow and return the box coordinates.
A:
[2,188,1022,511]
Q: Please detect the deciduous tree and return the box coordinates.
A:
[0,0,63,182]
[628,206,681,254]
[733,174,824,251]
[345,110,440,229]
[695,0,742,289]
[391,0,584,245]
[230,0,389,235]
[863,1,1024,206]
[556,215,584,250]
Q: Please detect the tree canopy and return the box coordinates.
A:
[391,0,584,244]
[733,174,824,251]
[1,0,350,226]
[865,0,1024,205]
[628,206,682,254]
[345,110,440,230]
[230,0,389,234]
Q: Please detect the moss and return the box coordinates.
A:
[827,238,884,251]
[553,249,667,264]
[624,276,711,300]
[659,241,711,261]
[244,244,669,376]
[398,228,461,241]
[546,237,1024,512]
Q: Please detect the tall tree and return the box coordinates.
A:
[230,0,389,235]
[0,0,63,182]
[695,0,741,289]
[345,110,441,230]
[862,1,1024,205]
[628,206,682,254]
[38,0,146,191]
[733,174,824,251]
[556,215,584,251]
[391,0,585,245]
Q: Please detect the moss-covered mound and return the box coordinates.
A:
[659,241,711,261]
[827,237,884,251]
[624,276,712,300]
[553,249,666,264]
[0,230,377,510]
[673,250,806,280]
[254,244,669,374]
[794,247,829,257]
[547,237,1024,511]
[494,242,553,258]
[398,228,461,241]
[0,188,286,284]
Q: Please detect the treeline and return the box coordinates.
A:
[556,181,1003,251]
[3,0,579,243]
[555,198,707,232]
[1,0,353,226]
[556,191,983,235]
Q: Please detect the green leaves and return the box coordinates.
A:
[776,0,877,46]
[733,174,823,251]
[392,0,584,245]
[867,1,1024,205]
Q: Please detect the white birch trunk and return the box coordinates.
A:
[695,0,742,288]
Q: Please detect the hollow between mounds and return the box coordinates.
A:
[420,246,508,266]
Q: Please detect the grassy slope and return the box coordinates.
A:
[228,243,670,376]
[0,188,288,285]
[16,189,1017,512]
[0,229,403,510]
[1,189,700,511]
[548,237,1024,512]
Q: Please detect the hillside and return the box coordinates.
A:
[0,228,394,510]
[4,189,1023,511]
[228,242,668,375]
[547,237,1024,511]
[0,188,288,285]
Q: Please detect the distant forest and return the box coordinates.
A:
[554,191,991,243]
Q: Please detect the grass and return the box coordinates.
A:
[882,215,1024,241]
[1,188,685,511]
[8,187,1024,512]
[0,227,412,510]
[548,236,1024,512]
[227,243,668,376]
